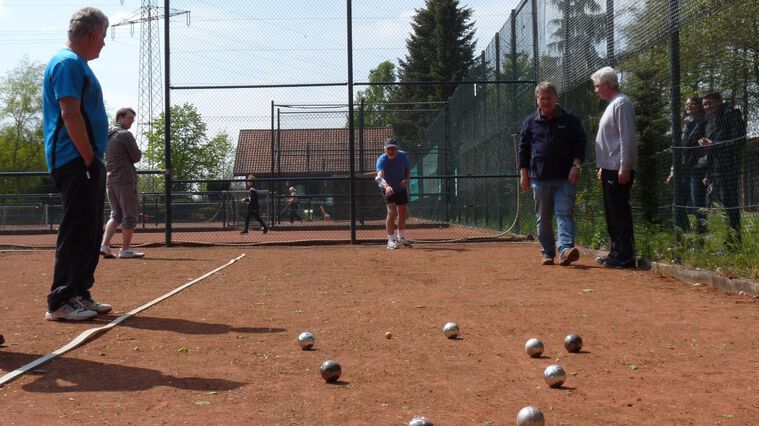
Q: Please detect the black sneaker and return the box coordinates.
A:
[261,227,268,234]
[240,230,248,235]
[603,257,636,269]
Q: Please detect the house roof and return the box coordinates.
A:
[233,127,394,176]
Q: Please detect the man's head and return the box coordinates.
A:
[535,82,558,117]
[702,92,722,118]
[115,107,136,129]
[67,7,109,61]
[246,176,255,188]
[591,67,619,101]
[384,138,399,159]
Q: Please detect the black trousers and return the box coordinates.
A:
[709,173,741,245]
[601,169,635,261]
[48,159,106,311]
[243,207,266,231]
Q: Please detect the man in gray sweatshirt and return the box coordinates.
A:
[591,67,637,268]
[100,107,144,259]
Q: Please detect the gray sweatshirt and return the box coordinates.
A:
[105,123,142,187]
[595,93,637,172]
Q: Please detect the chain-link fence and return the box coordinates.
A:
[1,0,756,277]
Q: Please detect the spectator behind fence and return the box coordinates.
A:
[240,176,268,235]
[101,107,144,259]
[667,95,708,235]
[287,186,302,224]
[591,66,638,269]
[375,137,412,249]
[518,82,586,266]
[699,92,747,250]
[42,7,112,321]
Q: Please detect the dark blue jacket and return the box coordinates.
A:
[518,106,587,180]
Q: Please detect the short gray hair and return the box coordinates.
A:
[591,66,619,89]
[68,7,109,40]
[535,81,558,97]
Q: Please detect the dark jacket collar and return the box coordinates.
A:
[534,105,566,121]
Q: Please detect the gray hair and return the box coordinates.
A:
[535,81,558,97]
[591,66,619,89]
[68,7,109,40]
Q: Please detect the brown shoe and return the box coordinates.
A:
[541,254,554,265]
[559,247,580,266]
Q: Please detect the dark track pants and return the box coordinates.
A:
[601,168,636,261]
[48,159,106,311]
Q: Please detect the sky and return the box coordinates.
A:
[0,0,520,146]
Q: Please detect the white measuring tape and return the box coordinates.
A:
[0,253,246,387]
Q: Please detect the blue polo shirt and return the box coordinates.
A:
[518,106,587,180]
[43,48,109,172]
[376,150,410,192]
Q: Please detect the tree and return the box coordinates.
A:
[547,0,606,86]
[354,60,397,128]
[143,103,233,192]
[393,0,476,141]
[0,57,46,172]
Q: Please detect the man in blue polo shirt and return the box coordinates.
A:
[42,7,112,321]
[519,82,587,266]
[375,138,412,250]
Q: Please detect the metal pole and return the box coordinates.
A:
[669,0,683,249]
[347,0,357,243]
[531,0,539,81]
[495,32,503,230]
[358,98,365,226]
[270,100,276,227]
[606,0,615,66]
[163,0,172,245]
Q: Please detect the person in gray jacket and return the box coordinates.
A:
[100,107,144,258]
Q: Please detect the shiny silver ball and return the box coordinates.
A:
[408,416,434,426]
[443,322,460,339]
[298,331,315,350]
[543,364,566,388]
[516,405,545,426]
[564,333,583,353]
[524,338,544,358]
[320,359,342,383]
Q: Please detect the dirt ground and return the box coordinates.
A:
[0,243,757,425]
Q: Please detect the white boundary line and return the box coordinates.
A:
[0,253,246,387]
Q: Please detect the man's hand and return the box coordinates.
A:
[519,169,530,192]
[698,137,713,146]
[568,165,581,185]
[400,179,408,189]
[618,170,631,184]
[384,185,395,196]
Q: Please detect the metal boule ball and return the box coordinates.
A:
[516,405,545,426]
[543,364,566,388]
[524,338,544,358]
[564,333,583,353]
[298,331,315,350]
[443,322,460,339]
[320,360,342,383]
[408,416,434,426]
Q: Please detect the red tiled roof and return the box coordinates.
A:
[233,127,394,176]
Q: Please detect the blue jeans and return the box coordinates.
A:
[532,179,577,258]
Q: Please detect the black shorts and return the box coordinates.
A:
[382,188,409,206]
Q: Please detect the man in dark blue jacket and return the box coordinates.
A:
[519,82,587,266]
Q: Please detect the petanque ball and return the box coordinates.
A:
[408,416,434,426]
[516,405,545,426]
[298,331,315,350]
[320,360,342,383]
[543,364,566,388]
[564,333,583,353]
[524,338,544,358]
[443,322,460,339]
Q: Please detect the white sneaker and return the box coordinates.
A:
[397,237,413,248]
[45,301,97,321]
[100,245,114,259]
[387,240,400,250]
[73,296,112,314]
[119,247,145,259]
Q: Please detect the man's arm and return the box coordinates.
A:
[518,119,532,191]
[615,100,637,184]
[124,132,142,163]
[375,170,394,195]
[60,97,94,166]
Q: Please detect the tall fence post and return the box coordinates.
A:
[669,0,683,252]
[347,0,357,244]
[606,0,616,66]
[531,0,540,81]
[495,32,503,231]
[163,0,173,246]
